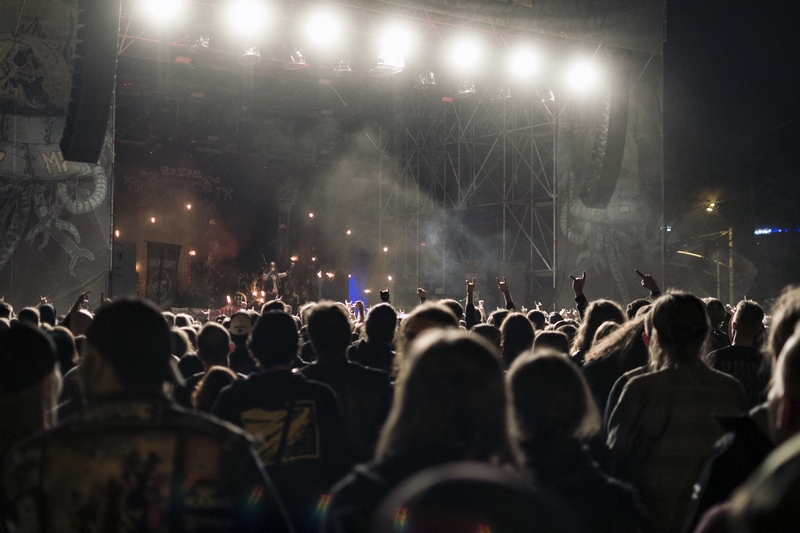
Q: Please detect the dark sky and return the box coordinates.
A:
[664,0,800,296]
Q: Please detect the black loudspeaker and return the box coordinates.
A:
[60,0,121,163]
[111,241,137,297]
[579,69,630,209]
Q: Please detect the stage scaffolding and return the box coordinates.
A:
[373,84,560,305]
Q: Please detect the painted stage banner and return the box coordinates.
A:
[0,0,112,312]
[146,241,182,309]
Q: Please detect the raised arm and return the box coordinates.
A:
[465,278,478,329]
[417,287,427,305]
[496,277,515,311]
[569,271,588,319]
[634,269,662,300]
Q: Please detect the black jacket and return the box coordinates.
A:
[299,360,393,462]
[212,370,355,532]
[521,438,647,533]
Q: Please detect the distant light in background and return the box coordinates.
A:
[348,274,352,278]
[326,272,334,279]
[383,246,388,252]
[346,229,352,235]
[420,242,426,246]
[140,0,187,24]
[252,290,258,296]
[151,217,156,223]
[309,212,314,218]
[387,275,392,281]
[565,59,601,91]
[706,201,716,212]
[311,257,317,262]
[238,46,261,65]
[303,8,343,48]
[364,289,371,294]
[290,256,298,261]
[317,271,322,278]
[186,204,192,210]
[508,45,543,80]
[115,230,120,238]
[447,36,484,72]
[225,0,270,38]
[189,250,196,256]
[370,22,413,75]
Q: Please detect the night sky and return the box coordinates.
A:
[664,0,800,299]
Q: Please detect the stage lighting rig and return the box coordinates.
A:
[238,46,261,65]
[415,68,436,89]
[447,36,484,72]
[456,77,476,98]
[507,45,544,80]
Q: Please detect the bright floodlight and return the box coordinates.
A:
[304,8,344,48]
[508,46,543,80]
[141,0,186,23]
[225,0,270,39]
[565,59,601,91]
[447,36,484,72]
[377,22,414,54]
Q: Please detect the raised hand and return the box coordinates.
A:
[466,278,475,295]
[417,287,427,300]
[569,271,586,296]
[496,277,509,294]
[635,269,660,293]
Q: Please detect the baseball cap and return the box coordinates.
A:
[85,298,183,388]
[229,311,253,336]
[0,321,56,396]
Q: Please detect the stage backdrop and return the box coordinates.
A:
[0,0,112,312]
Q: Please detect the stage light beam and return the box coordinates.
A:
[447,36,484,72]
[565,59,601,91]
[303,8,343,48]
[508,46,543,80]
[225,0,270,39]
[141,0,187,24]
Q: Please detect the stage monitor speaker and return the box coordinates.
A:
[60,0,121,163]
[111,241,137,297]
[579,69,630,209]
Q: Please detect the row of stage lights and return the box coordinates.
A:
[138,0,604,93]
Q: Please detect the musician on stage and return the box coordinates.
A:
[263,261,295,299]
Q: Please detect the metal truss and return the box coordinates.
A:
[376,84,559,302]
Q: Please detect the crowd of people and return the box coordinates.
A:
[2,269,800,533]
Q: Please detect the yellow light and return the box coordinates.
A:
[291,256,298,261]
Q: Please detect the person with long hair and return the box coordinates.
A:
[508,352,645,533]
[606,292,747,533]
[571,299,627,366]
[322,330,520,533]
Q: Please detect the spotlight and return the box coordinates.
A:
[346,230,352,235]
[303,8,343,48]
[383,246,388,252]
[186,204,192,210]
[114,230,120,238]
[456,78,476,98]
[141,0,186,24]
[309,213,314,218]
[238,46,261,65]
[225,0,270,39]
[447,36,484,72]
[348,274,352,278]
[565,59,601,91]
[415,68,436,89]
[284,46,307,70]
[369,49,405,76]
[507,45,544,80]
[311,257,317,262]
[376,22,414,54]
[188,33,210,52]
[151,217,156,223]
[387,275,393,281]
[333,56,353,76]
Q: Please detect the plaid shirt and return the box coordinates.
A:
[607,362,747,533]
